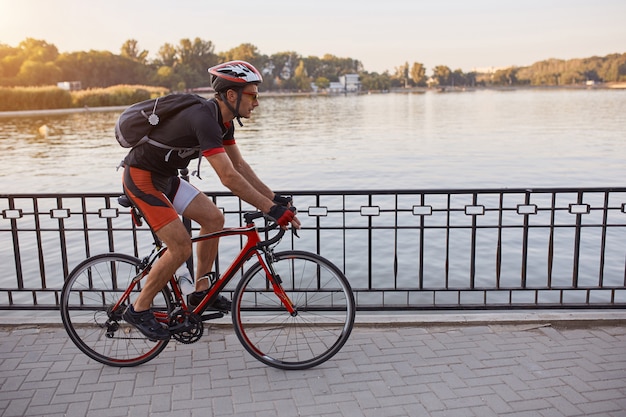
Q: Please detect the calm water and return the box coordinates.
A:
[1,88,625,194]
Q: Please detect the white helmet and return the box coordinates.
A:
[208,61,263,93]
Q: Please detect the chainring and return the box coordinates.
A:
[169,311,204,344]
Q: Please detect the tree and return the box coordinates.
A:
[0,43,16,59]
[177,38,216,68]
[18,38,58,62]
[561,70,585,85]
[17,60,62,85]
[0,54,22,80]
[432,66,452,86]
[314,76,330,89]
[599,53,626,82]
[0,38,59,85]
[451,69,466,86]
[388,63,408,88]
[219,43,261,65]
[175,38,218,88]
[359,71,391,91]
[152,65,181,90]
[0,43,20,79]
[156,43,178,67]
[121,39,148,64]
[56,50,149,88]
[293,60,311,91]
[410,62,427,86]
[310,54,363,81]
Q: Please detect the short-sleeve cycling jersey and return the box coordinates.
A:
[123,98,235,177]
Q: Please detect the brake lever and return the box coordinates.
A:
[292,227,300,238]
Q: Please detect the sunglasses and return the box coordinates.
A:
[241,91,259,101]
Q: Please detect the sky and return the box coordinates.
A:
[1,0,625,74]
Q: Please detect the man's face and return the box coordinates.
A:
[235,85,259,118]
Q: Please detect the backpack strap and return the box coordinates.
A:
[139,137,200,161]
[191,99,222,179]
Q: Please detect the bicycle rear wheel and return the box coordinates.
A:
[60,253,172,367]
[232,250,355,370]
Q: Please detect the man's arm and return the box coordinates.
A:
[209,144,301,229]
[223,143,274,199]
[206,151,274,213]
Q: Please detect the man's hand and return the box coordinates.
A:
[268,205,300,229]
[273,194,292,207]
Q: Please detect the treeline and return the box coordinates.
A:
[1,38,625,96]
[489,54,626,86]
[0,38,363,92]
[392,55,626,88]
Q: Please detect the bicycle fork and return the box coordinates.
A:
[258,249,297,317]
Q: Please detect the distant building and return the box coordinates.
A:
[57,81,82,91]
[328,74,361,93]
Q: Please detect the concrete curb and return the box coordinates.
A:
[353,310,626,327]
[4,310,626,328]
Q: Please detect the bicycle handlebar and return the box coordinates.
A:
[243,211,265,224]
[244,210,289,247]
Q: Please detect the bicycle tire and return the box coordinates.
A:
[232,250,355,370]
[60,253,172,367]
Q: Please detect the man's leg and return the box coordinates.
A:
[133,219,192,311]
[181,193,224,292]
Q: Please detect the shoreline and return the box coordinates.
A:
[1,83,624,118]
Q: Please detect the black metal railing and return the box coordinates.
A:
[2,188,625,311]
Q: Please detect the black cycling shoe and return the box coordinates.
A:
[187,290,232,313]
[122,305,170,341]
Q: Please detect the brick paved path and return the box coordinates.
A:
[1,320,625,417]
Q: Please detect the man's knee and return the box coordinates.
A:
[168,238,192,263]
[196,203,225,231]
[210,210,225,229]
[183,194,224,230]
[158,221,193,260]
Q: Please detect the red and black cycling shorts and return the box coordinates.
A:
[122,166,182,232]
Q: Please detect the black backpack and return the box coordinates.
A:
[115,93,217,177]
[115,93,215,150]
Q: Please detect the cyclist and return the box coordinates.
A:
[122,60,301,340]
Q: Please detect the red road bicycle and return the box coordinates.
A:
[60,197,355,369]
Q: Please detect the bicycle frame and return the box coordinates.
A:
[113,218,296,324]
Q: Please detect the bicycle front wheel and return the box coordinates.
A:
[232,250,355,370]
[60,253,172,367]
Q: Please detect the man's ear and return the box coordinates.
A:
[226,89,238,102]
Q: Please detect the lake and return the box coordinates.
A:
[1,88,625,194]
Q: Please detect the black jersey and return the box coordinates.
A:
[123,98,234,177]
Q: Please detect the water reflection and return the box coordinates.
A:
[0,90,625,194]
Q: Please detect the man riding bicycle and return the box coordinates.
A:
[121,60,301,340]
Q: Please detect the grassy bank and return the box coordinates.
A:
[0,85,169,112]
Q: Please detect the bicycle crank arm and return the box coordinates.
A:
[201,312,225,321]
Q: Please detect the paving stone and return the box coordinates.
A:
[0,320,624,417]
